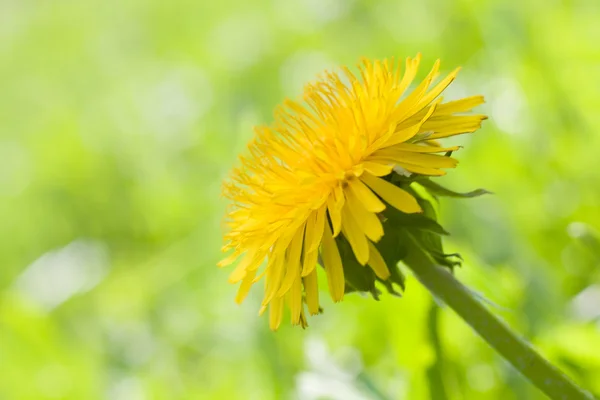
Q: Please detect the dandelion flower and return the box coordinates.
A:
[219,54,486,330]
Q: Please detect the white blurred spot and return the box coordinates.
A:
[0,1,29,50]
[375,2,446,41]
[138,67,212,148]
[280,51,334,96]
[567,221,589,239]
[393,165,412,177]
[544,181,580,218]
[106,377,146,400]
[570,285,600,321]
[14,240,109,311]
[274,0,353,33]
[162,306,201,343]
[301,0,352,24]
[297,372,370,400]
[0,140,32,197]
[105,321,157,367]
[209,13,270,71]
[486,76,528,134]
[467,364,496,392]
[296,337,375,400]
[304,337,352,379]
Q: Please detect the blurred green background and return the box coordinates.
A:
[2,0,600,399]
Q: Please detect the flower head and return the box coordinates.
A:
[220,54,486,330]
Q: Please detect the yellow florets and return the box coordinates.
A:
[220,54,486,330]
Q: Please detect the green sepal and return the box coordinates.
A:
[334,214,409,299]
[335,234,381,298]
[416,178,492,198]
[384,206,449,236]
[337,173,474,298]
[375,216,409,295]
[403,184,462,271]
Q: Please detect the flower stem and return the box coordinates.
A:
[403,236,594,400]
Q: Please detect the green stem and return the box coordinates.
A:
[403,236,594,400]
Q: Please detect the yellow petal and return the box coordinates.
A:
[299,305,308,328]
[252,268,267,283]
[385,98,441,147]
[258,304,267,316]
[341,204,370,265]
[276,224,304,297]
[374,150,458,169]
[327,187,344,237]
[228,262,248,284]
[435,95,485,115]
[360,172,422,214]
[322,220,345,302]
[347,177,386,213]
[396,54,421,97]
[397,59,440,118]
[416,67,461,109]
[362,161,393,177]
[305,206,326,253]
[367,242,390,280]
[397,162,446,176]
[303,269,320,315]
[301,248,318,277]
[235,269,257,304]
[290,275,302,325]
[422,115,486,131]
[269,296,284,331]
[228,248,260,283]
[344,187,384,243]
[217,251,240,267]
[391,143,460,153]
[396,96,484,129]
[384,121,421,147]
[427,115,487,139]
[303,210,317,251]
[422,139,442,147]
[262,254,285,305]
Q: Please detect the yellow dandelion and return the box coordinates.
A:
[219,54,486,330]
